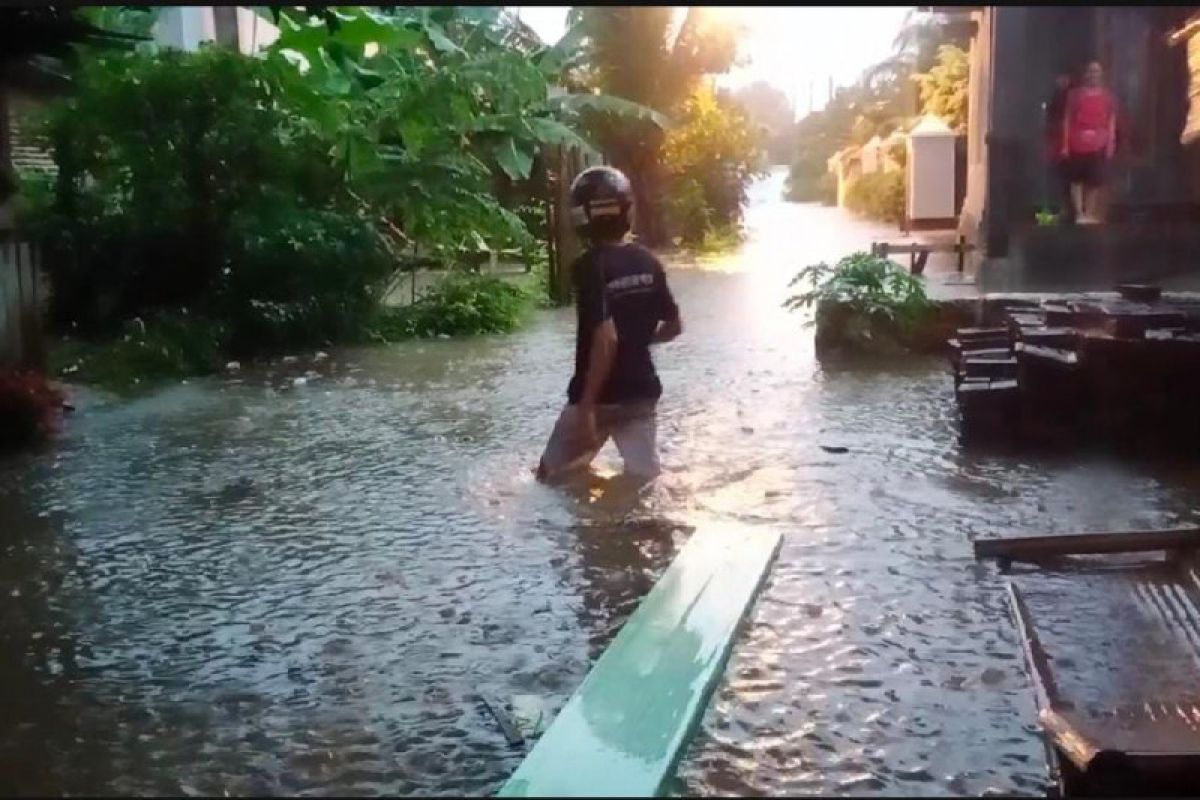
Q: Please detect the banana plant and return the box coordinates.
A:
[260,5,669,263]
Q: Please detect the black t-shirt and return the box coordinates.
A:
[567,242,679,405]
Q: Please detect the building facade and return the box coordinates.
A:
[957,5,1200,287]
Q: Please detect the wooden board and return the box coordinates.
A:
[975,528,1200,561]
[498,524,783,798]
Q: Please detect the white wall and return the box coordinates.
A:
[236,8,280,54]
[908,124,957,221]
[153,7,215,52]
[153,7,279,55]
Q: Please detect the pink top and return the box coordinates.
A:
[1065,87,1117,154]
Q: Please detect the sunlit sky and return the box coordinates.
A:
[513,6,913,119]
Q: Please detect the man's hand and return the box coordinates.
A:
[652,316,682,345]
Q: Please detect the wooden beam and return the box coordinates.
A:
[498,523,782,798]
[975,527,1200,561]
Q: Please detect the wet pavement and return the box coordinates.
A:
[3,168,1200,796]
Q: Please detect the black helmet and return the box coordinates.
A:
[569,165,634,240]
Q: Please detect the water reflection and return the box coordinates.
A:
[3,170,1200,795]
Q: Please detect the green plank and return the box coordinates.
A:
[498,523,783,798]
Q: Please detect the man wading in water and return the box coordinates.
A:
[536,166,682,482]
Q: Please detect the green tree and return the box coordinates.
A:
[913,44,968,132]
[566,6,741,246]
[732,80,795,164]
[662,82,764,242]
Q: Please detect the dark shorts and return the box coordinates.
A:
[1065,152,1107,188]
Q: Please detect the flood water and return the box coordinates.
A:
[4,168,1200,797]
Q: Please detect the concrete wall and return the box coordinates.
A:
[958,9,992,245]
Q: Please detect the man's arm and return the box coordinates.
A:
[653,317,682,344]
[651,260,682,345]
[572,253,615,444]
[579,319,618,406]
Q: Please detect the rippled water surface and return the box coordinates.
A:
[5,169,1200,796]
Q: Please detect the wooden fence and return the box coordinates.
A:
[0,234,45,370]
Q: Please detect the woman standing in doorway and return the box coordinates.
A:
[1061,61,1118,224]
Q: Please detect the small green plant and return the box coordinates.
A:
[369,274,536,340]
[1035,208,1058,226]
[784,252,935,348]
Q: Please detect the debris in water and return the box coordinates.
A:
[821,445,850,454]
[479,693,524,747]
[292,377,307,387]
[225,361,241,372]
[511,694,555,739]
[980,667,1006,686]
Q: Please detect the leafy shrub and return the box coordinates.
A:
[217,203,394,352]
[27,47,349,336]
[370,274,535,340]
[662,84,764,236]
[0,371,64,451]
[785,151,835,204]
[51,312,229,390]
[844,170,906,224]
[664,177,711,244]
[784,252,934,351]
[694,222,745,256]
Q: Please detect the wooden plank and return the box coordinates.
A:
[975,527,1200,561]
[872,241,976,256]
[498,524,782,798]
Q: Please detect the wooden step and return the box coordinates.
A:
[1016,327,1078,349]
[956,326,1009,342]
[961,356,1018,381]
[498,523,783,798]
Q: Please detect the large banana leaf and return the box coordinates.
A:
[551,92,672,130]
